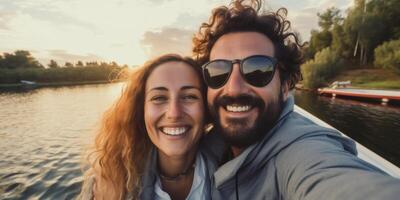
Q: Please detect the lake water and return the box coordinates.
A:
[294,90,400,167]
[0,83,123,199]
[0,83,399,199]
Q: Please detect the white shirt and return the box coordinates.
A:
[154,152,210,200]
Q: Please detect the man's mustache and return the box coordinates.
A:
[214,94,265,109]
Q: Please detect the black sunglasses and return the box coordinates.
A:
[202,55,278,89]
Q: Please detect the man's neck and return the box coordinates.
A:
[231,146,245,157]
[219,146,246,166]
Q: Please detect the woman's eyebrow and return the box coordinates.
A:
[148,87,168,92]
[181,86,201,91]
[147,86,200,93]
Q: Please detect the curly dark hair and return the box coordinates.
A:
[192,0,303,89]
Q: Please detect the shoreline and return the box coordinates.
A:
[0,80,126,89]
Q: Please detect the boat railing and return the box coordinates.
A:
[294,105,400,178]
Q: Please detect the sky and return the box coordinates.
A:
[0,0,353,67]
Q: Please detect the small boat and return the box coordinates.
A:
[20,80,37,85]
[295,105,400,178]
[330,80,351,89]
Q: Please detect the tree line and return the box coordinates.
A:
[301,0,400,89]
[0,50,128,84]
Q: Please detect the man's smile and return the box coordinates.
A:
[219,104,258,119]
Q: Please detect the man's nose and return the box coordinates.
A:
[224,63,248,96]
[165,98,183,119]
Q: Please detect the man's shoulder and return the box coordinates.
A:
[281,111,332,132]
[273,111,344,144]
[270,111,358,163]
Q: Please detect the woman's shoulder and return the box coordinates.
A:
[77,173,96,200]
[78,169,120,200]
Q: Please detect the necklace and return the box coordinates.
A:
[159,163,196,181]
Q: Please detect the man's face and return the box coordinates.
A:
[207,32,288,149]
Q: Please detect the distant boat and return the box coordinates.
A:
[329,80,351,89]
[20,80,37,85]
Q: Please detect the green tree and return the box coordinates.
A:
[374,39,400,74]
[302,47,345,89]
[48,60,59,68]
[86,61,99,67]
[76,61,84,67]
[368,0,400,40]
[305,7,343,60]
[317,7,343,31]
[343,0,400,65]
[331,23,352,59]
[0,50,43,69]
[307,30,332,59]
[0,54,4,68]
[65,62,74,68]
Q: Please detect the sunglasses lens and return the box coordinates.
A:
[242,56,276,87]
[203,60,232,89]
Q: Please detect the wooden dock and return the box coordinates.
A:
[318,88,400,104]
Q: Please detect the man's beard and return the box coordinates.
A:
[210,91,285,148]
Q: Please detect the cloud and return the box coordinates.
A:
[0,11,16,30]
[269,0,352,41]
[288,8,319,41]
[171,12,208,30]
[146,0,174,3]
[3,0,96,30]
[140,27,195,58]
[1,0,354,65]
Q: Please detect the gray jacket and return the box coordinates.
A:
[206,95,400,200]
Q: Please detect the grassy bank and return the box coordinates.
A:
[332,69,400,90]
[0,66,127,85]
[0,79,125,89]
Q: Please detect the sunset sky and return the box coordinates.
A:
[0,0,352,67]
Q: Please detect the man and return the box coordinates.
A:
[193,0,400,199]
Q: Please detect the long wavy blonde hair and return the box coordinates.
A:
[80,54,205,199]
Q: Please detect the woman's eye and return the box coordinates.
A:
[182,95,199,101]
[150,96,167,103]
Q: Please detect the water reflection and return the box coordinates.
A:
[0,83,124,199]
[294,90,400,167]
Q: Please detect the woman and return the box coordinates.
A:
[79,54,210,200]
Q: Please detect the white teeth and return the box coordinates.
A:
[226,105,251,112]
[162,127,187,136]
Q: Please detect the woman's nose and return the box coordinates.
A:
[165,98,183,119]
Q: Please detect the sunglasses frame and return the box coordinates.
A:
[202,55,278,89]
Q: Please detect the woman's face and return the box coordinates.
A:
[144,61,204,158]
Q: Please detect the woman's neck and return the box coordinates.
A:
[157,149,198,200]
[157,148,197,178]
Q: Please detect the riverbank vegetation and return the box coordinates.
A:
[333,68,400,89]
[0,50,128,85]
[301,0,400,89]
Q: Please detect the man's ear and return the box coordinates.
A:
[282,81,289,101]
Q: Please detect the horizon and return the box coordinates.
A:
[0,0,352,67]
